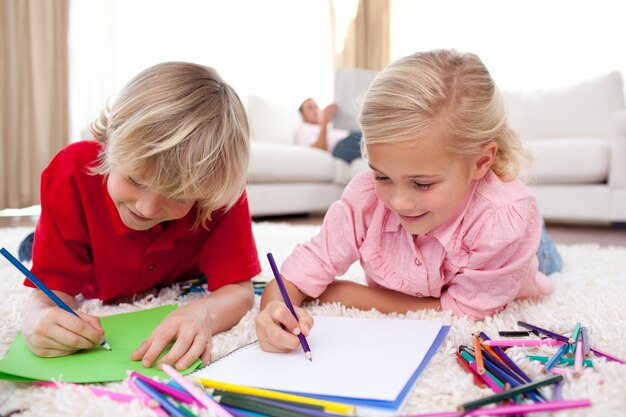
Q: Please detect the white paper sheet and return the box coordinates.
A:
[193,316,445,401]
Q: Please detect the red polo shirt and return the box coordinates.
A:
[28,140,261,301]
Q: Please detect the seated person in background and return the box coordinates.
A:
[296,98,363,163]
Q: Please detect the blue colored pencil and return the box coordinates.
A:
[0,247,111,351]
[544,342,570,373]
[479,331,532,383]
[133,377,189,417]
[266,252,312,361]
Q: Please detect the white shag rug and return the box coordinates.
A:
[1,223,625,417]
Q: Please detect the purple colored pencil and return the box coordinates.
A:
[267,252,312,361]
[479,331,532,383]
[552,381,563,401]
[590,345,626,365]
[517,321,569,343]
[466,399,591,416]
[581,326,591,358]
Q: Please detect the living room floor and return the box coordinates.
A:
[1,214,625,247]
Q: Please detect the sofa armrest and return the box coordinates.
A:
[609,109,626,187]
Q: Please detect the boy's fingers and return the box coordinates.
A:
[173,335,209,370]
[45,325,96,351]
[131,339,150,361]
[157,330,195,369]
[56,312,104,346]
[139,332,175,368]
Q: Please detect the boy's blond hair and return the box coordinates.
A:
[90,62,249,228]
[360,49,531,180]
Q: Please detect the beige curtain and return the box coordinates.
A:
[0,0,69,209]
[331,0,390,71]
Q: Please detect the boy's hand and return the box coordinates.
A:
[255,300,314,353]
[131,300,213,371]
[22,291,105,357]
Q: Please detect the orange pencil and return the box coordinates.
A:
[483,344,507,366]
[474,334,485,374]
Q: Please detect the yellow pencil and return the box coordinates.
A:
[197,377,356,415]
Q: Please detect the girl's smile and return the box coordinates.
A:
[366,133,496,235]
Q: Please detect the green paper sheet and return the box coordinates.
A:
[0,305,201,383]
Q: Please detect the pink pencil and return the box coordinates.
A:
[127,378,169,417]
[128,371,200,406]
[574,340,584,377]
[162,364,234,417]
[483,338,561,347]
[469,362,502,393]
[466,398,591,416]
[34,381,158,408]
[537,364,573,376]
[401,412,463,417]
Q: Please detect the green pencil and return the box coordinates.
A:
[458,374,563,412]
[527,355,593,368]
[214,390,324,411]
[216,394,315,417]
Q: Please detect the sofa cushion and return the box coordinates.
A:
[523,137,609,184]
[248,142,343,184]
[503,72,624,140]
[247,95,302,144]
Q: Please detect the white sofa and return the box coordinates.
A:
[245,70,626,225]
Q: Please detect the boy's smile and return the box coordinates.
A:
[107,168,195,231]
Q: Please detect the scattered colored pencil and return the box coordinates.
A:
[478,331,532,383]
[465,398,591,416]
[483,338,561,347]
[497,330,533,337]
[0,247,111,351]
[162,364,234,417]
[568,322,582,354]
[133,377,190,417]
[127,377,170,417]
[473,334,485,374]
[574,340,584,377]
[455,351,487,388]
[267,252,312,361]
[197,378,355,415]
[543,342,570,373]
[469,362,503,393]
[516,320,570,343]
[581,326,591,358]
[33,381,158,408]
[457,374,563,412]
[526,355,593,368]
[128,371,199,406]
[590,345,626,365]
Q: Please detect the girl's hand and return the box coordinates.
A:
[22,291,105,357]
[131,300,213,371]
[255,300,314,353]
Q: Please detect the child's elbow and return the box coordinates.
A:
[240,280,255,311]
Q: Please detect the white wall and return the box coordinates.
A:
[390,0,626,92]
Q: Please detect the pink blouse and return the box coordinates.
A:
[281,170,555,319]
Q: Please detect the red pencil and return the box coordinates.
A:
[455,351,486,388]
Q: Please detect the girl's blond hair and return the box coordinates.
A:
[90,62,249,229]
[360,49,531,180]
